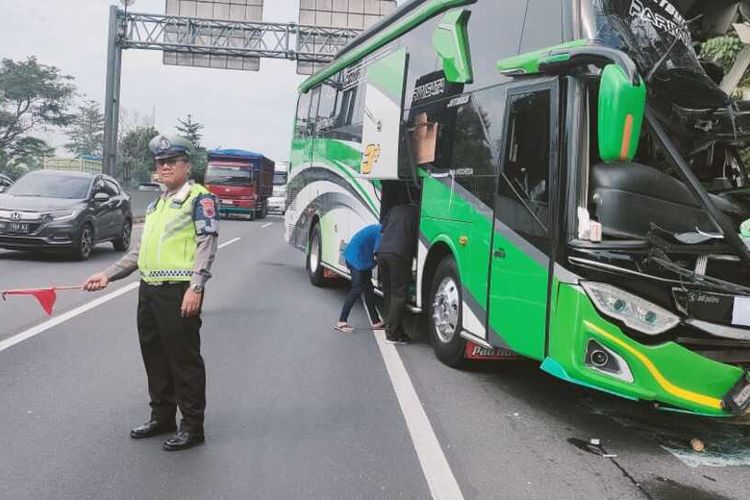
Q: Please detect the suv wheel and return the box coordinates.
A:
[73,223,94,261]
[113,220,132,252]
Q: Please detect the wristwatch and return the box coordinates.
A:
[191,284,204,293]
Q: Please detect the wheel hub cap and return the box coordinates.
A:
[433,277,460,343]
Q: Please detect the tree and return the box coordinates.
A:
[119,125,159,183]
[0,57,75,176]
[176,114,207,182]
[65,99,104,158]
[176,114,203,147]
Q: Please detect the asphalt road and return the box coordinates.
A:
[1,217,749,499]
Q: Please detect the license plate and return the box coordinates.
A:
[722,375,750,415]
[1,222,29,233]
[221,199,234,205]
[733,296,750,327]
[464,342,518,361]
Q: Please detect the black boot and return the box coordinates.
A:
[163,430,205,451]
[130,420,177,439]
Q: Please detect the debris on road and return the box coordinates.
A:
[690,438,705,453]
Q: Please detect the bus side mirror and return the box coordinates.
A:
[598,64,646,163]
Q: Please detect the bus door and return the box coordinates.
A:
[487,81,560,360]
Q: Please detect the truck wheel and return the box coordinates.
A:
[259,201,268,219]
[427,256,466,368]
[72,223,94,261]
[112,219,132,252]
[306,222,326,287]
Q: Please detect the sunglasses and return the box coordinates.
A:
[156,157,189,168]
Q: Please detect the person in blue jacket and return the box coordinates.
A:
[335,224,385,333]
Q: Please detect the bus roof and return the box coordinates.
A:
[298,0,470,94]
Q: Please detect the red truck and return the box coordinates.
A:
[205,149,275,220]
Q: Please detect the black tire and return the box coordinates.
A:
[258,200,268,219]
[112,219,132,252]
[306,222,326,287]
[72,223,94,261]
[427,256,466,367]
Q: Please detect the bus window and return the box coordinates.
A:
[500,89,553,234]
[295,92,312,139]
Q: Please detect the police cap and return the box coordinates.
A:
[149,134,194,160]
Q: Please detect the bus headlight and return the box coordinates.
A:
[581,282,679,335]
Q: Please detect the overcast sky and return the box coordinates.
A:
[0,0,403,163]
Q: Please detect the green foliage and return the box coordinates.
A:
[119,125,159,184]
[176,114,207,183]
[65,99,104,158]
[701,32,744,72]
[0,57,75,176]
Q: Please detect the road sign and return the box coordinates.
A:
[296,0,396,75]
[163,0,265,71]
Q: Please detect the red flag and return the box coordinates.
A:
[1,285,80,316]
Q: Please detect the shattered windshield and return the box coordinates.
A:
[581,0,729,109]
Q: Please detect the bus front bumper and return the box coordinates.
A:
[544,284,749,417]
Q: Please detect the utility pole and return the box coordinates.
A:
[103,6,123,178]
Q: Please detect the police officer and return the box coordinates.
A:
[83,135,219,451]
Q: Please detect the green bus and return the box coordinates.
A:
[285,0,750,417]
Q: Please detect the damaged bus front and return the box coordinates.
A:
[518,0,750,416]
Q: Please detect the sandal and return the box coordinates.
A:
[335,322,354,333]
[371,321,386,330]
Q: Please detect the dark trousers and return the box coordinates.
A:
[378,253,411,339]
[137,281,206,433]
[339,264,379,322]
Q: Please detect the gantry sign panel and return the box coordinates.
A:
[163,0,264,71]
[297,0,397,75]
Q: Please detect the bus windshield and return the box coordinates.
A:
[205,165,253,186]
[581,0,729,110]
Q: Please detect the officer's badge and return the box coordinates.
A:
[157,136,171,152]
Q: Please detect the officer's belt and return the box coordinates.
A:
[141,280,189,287]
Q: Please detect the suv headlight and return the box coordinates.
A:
[48,210,78,222]
[581,282,679,335]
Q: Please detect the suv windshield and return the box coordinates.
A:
[8,173,91,199]
[205,166,252,185]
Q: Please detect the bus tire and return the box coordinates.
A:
[428,256,466,368]
[307,222,326,287]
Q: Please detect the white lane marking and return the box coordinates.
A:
[0,282,139,354]
[219,237,241,249]
[363,305,464,500]
[261,222,273,228]
[0,236,243,355]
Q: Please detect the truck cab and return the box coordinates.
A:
[205,149,274,220]
[268,162,289,215]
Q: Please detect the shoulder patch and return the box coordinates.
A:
[193,193,219,235]
[146,197,160,214]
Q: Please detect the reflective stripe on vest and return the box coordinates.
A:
[138,183,209,283]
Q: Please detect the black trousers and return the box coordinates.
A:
[339,263,379,323]
[378,253,411,339]
[137,281,206,432]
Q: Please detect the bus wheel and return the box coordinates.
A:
[307,222,326,286]
[428,257,466,367]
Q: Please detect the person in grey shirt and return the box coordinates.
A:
[83,135,218,451]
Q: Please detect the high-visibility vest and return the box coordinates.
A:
[138,183,209,283]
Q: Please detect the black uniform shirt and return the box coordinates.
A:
[378,204,419,260]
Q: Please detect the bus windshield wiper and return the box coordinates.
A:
[646,249,750,295]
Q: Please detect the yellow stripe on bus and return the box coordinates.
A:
[584,321,723,410]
